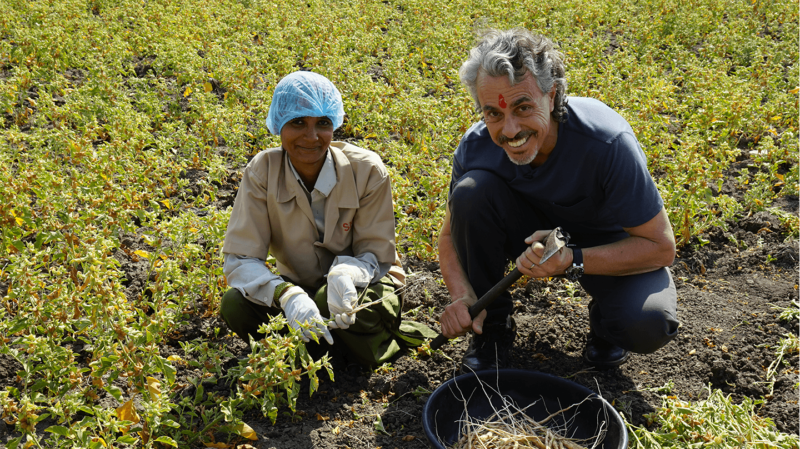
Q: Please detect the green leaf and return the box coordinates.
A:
[45,425,70,436]
[161,358,177,385]
[7,318,30,335]
[373,414,390,435]
[77,406,95,415]
[154,436,178,447]
[194,383,205,402]
[5,436,21,449]
[220,399,236,422]
[105,385,123,401]
[116,435,139,444]
[30,379,47,392]
[162,419,181,428]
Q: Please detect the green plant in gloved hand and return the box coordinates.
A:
[279,285,334,345]
[326,259,372,330]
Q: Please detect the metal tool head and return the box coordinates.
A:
[539,227,570,265]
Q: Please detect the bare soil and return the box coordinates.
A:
[0,166,797,449]
[199,195,800,448]
[199,209,800,449]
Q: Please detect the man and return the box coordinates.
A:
[438,29,679,372]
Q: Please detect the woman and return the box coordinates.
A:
[220,71,433,367]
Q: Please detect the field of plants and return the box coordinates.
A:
[0,0,797,447]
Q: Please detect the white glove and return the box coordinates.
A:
[326,262,371,330]
[279,286,334,345]
[326,271,358,330]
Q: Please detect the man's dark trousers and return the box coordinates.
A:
[449,169,678,354]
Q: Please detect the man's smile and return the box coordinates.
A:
[507,136,528,148]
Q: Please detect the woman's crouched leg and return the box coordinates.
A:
[219,288,282,343]
[313,277,403,368]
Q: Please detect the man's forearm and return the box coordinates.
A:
[519,208,676,279]
[582,236,674,276]
[438,227,477,305]
[582,208,675,276]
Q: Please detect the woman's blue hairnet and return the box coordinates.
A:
[265,71,345,135]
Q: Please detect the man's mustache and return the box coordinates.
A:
[498,130,535,144]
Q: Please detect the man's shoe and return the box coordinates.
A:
[583,331,630,369]
[460,316,516,373]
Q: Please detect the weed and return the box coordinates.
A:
[222,318,333,425]
[374,363,394,374]
[776,300,800,322]
[627,386,798,448]
[0,0,796,445]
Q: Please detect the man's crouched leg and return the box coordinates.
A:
[460,315,516,374]
[580,267,679,369]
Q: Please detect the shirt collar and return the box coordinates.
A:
[288,149,337,197]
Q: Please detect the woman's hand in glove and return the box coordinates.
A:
[326,269,358,329]
[279,286,334,344]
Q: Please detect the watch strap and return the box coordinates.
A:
[571,246,583,267]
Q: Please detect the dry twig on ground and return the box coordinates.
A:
[443,379,607,449]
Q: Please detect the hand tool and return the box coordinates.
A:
[429,227,569,350]
[539,227,570,264]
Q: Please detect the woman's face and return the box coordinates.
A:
[280,116,334,175]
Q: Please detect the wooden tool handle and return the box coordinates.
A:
[429,268,523,350]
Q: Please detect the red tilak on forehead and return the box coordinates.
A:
[498,94,507,109]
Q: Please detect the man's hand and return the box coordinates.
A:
[280,286,334,344]
[438,202,485,338]
[516,209,676,278]
[439,295,487,338]
[516,229,572,278]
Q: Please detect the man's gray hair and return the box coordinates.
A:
[459,28,568,122]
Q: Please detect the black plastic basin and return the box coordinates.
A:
[422,369,628,449]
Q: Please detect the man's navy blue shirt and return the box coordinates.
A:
[449,97,664,247]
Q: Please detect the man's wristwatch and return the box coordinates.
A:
[565,246,584,281]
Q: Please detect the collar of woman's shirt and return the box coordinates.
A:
[288,149,336,239]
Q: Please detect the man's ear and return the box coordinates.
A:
[548,88,556,112]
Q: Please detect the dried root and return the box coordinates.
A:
[444,381,607,449]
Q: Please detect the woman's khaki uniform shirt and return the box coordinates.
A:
[222,141,401,291]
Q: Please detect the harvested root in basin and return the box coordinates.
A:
[447,393,607,449]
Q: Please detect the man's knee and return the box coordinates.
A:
[605,308,679,354]
[587,268,678,354]
[449,170,508,219]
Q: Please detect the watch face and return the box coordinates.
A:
[566,266,584,281]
